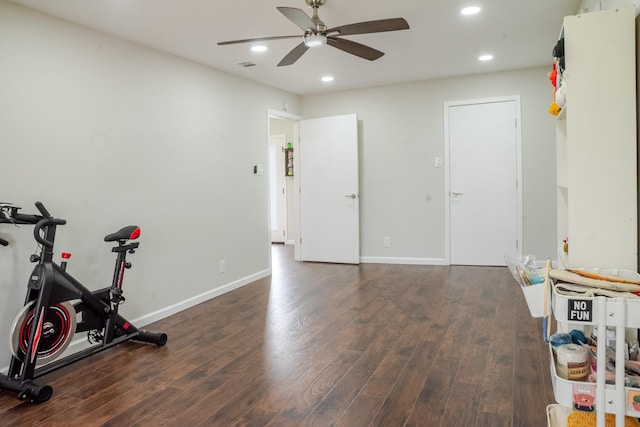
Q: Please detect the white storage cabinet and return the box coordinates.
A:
[555,6,637,270]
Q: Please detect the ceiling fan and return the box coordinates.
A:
[217,0,410,66]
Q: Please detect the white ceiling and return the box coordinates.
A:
[8,0,580,96]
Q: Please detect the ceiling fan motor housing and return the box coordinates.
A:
[306,0,327,32]
[306,0,326,7]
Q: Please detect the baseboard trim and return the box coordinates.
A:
[360,256,448,265]
[133,268,272,326]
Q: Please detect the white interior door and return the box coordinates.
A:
[298,113,359,264]
[269,135,286,243]
[448,98,520,266]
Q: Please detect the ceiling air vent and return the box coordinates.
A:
[237,61,256,68]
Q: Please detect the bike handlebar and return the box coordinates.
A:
[10,213,42,224]
[0,203,43,225]
[35,201,52,219]
[33,217,67,249]
[0,202,67,248]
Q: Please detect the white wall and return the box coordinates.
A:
[0,0,300,367]
[301,68,557,263]
[578,0,640,13]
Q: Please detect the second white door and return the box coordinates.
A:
[448,98,520,266]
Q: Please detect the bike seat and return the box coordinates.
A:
[104,226,140,242]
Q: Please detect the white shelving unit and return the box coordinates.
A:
[555,6,638,270]
[548,6,640,426]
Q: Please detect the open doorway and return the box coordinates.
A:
[267,111,361,264]
[268,113,299,253]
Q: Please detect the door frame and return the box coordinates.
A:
[267,109,302,263]
[269,134,287,243]
[443,95,523,265]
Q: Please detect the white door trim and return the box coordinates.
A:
[269,134,287,243]
[443,95,523,265]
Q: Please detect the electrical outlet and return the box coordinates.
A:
[219,259,226,273]
[384,236,391,247]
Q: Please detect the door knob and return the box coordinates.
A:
[345,194,357,199]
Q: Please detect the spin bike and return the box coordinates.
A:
[0,202,167,403]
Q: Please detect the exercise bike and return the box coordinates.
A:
[0,202,167,403]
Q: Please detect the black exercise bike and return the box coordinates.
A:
[0,202,167,403]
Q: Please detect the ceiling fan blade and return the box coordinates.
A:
[277,42,309,66]
[218,35,300,46]
[327,18,409,36]
[327,37,384,61]
[277,7,315,31]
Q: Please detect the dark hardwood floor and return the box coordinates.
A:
[0,244,554,426]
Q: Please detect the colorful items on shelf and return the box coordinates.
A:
[556,343,589,381]
[548,37,566,116]
[550,325,640,387]
[505,254,544,287]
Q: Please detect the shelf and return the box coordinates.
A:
[550,273,640,422]
[547,6,638,425]
[548,345,640,417]
[552,270,640,326]
[553,5,637,271]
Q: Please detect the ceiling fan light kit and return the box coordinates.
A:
[217,0,409,66]
[304,34,327,47]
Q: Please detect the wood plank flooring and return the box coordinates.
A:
[0,244,554,426]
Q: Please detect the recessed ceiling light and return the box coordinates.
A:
[461,6,481,15]
[478,54,493,61]
[251,45,268,52]
[321,76,334,82]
